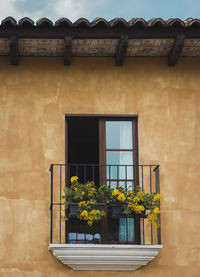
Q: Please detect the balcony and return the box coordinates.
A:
[49,164,162,270]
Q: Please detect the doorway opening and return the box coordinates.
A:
[67,117,99,184]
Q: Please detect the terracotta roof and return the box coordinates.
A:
[1,16,200,28]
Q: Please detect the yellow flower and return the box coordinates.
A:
[128,202,145,214]
[128,190,134,195]
[70,176,79,184]
[81,210,88,216]
[128,203,134,209]
[154,193,162,201]
[136,192,144,201]
[117,193,126,202]
[149,213,155,221]
[112,189,120,196]
[153,207,160,214]
[134,205,145,214]
[74,187,78,192]
[153,223,160,229]
[87,220,93,227]
[79,210,88,220]
[90,209,100,215]
[88,188,96,197]
[149,213,160,229]
[81,191,85,195]
[78,201,86,207]
[133,196,140,203]
[101,211,105,217]
[61,199,65,204]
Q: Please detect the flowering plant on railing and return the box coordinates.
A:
[63,176,97,207]
[110,186,126,203]
[77,200,105,227]
[62,176,162,228]
[62,176,111,226]
[123,188,162,229]
[108,186,162,228]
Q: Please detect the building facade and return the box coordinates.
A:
[0,17,200,276]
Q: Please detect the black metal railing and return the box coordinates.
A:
[49,164,161,245]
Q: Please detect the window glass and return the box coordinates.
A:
[107,181,134,190]
[106,151,133,179]
[119,218,135,242]
[108,217,135,242]
[68,219,101,244]
[106,121,133,149]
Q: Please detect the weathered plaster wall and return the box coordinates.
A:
[0,57,200,276]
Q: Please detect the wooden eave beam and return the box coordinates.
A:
[9,36,19,65]
[64,36,72,66]
[115,36,128,66]
[1,27,200,38]
[168,35,185,66]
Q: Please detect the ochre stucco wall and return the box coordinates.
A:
[0,57,200,276]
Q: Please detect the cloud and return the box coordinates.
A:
[0,0,41,21]
[0,0,18,20]
[0,0,89,22]
[51,0,87,22]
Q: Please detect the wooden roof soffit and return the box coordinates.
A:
[168,35,185,66]
[9,36,19,65]
[115,36,128,66]
[64,36,72,66]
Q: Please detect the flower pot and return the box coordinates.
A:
[133,211,147,218]
[110,204,126,218]
[69,203,80,216]
[69,203,105,218]
[92,203,105,212]
[110,204,147,218]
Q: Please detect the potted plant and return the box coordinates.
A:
[109,186,162,229]
[62,176,110,226]
[109,186,127,217]
[62,177,162,229]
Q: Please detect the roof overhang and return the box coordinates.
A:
[1,17,200,66]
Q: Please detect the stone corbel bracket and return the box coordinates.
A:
[49,244,163,271]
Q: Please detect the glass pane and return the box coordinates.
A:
[106,121,133,149]
[119,218,135,242]
[108,218,120,242]
[108,217,135,242]
[106,151,134,179]
[68,218,101,244]
[107,181,118,189]
[107,181,134,190]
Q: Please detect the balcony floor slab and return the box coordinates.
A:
[49,243,163,271]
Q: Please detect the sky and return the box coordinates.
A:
[0,0,200,23]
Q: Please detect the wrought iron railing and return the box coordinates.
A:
[49,164,161,245]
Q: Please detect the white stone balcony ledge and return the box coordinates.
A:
[49,243,163,271]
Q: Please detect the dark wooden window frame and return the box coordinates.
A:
[65,114,140,244]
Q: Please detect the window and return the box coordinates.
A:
[65,115,139,244]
